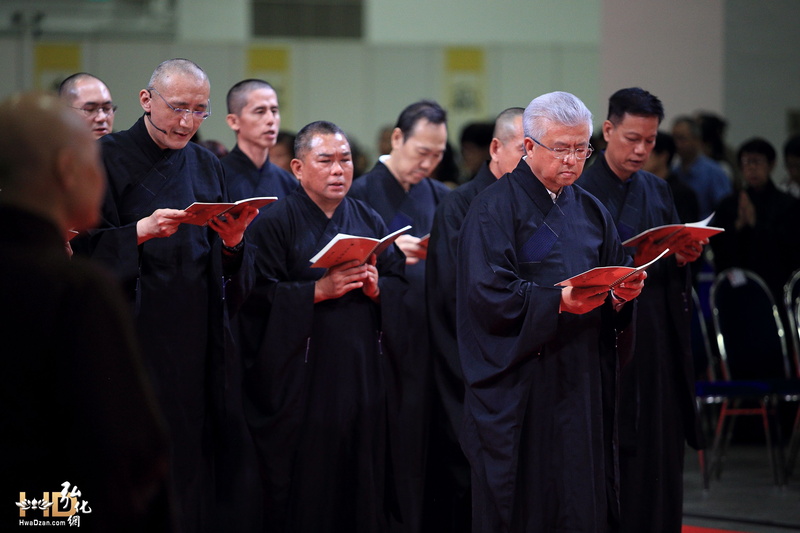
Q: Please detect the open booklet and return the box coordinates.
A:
[555,248,670,290]
[310,225,412,268]
[181,197,278,226]
[622,213,724,249]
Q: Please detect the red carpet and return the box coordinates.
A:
[683,526,749,533]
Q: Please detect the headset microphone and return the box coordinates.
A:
[145,112,167,134]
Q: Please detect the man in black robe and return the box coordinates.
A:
[239,121,407,532]
[423,106,524,532]
[76,59,257,532]
[577,88,705,533]
[1,92,172,532]
[458,91,645,533]
[218,77,298,532]
[349,100,450,533]
[222,78,298,203]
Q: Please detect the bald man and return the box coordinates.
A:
[75,59,257,533]
[0,92,171,531]
[59,73,116,139]
[424,107,524,531]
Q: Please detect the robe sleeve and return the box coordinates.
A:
[457,200,563,389]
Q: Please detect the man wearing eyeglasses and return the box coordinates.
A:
[576,87,705,533]
[58,72,116,139]
[457,91,645,533]
[76,58,257,533]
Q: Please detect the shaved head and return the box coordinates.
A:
[148,58,208,90]
[59,73,107,102]
[0,92,106,232]
[226,78,274,115]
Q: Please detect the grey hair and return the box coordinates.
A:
[523,91,593,141]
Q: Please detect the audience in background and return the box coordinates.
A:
[270,130,296,173]
[779,134,800,198]
[710,137,800,302]
[644,131,700,224]
[672,115,732,219]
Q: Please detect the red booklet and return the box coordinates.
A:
[310,225,411,268]
[182,197,277,226]
[622,213,723,249]
[555,249,669,289]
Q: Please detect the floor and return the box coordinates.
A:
[682,444,800,532]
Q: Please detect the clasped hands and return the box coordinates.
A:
[314,255,380,303]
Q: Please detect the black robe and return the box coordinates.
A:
[458,160,632,533]
[578,153,701,533]
[80,116,254,532]
[1,207,172,532]
[219,143,299,531]
[239,188,407,533]
[221,144,298,203]
[349,161,450,532]
[424,161,498,531]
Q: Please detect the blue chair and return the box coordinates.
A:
[699,268,791,486]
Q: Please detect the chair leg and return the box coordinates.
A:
[709,400,731,480]
[762,396,786,486]
[786,406,800,480]
[697,449,709,490]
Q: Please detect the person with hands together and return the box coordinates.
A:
[238,121,406,532]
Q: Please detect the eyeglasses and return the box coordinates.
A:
[148,87,210,121]
[531,137,593,161]
[71,104,117,117]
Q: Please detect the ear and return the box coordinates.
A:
[290,158,303,180]
[602,120,614,143]
[390,127,404,152]
[523,137,535,157]
[139,89,152,114]
[226,113,239,132]
[489,137,502,161]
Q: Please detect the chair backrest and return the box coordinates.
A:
[783,268,800,378]
[691,287,718,381]
[710,268,790,381]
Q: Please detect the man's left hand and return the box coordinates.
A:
[208,206,259,248]
[612,270,647,302]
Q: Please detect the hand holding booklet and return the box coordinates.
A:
[181,196,278,226]
[555,248,669,290]
[310,225,412,268]
[622,213,724,250]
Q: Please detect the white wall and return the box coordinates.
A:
[366,0,599,46]
[724,0,800,157]
[600,0,725,127]
[5,0,798,168]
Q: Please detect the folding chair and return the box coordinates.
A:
[703,268,790,486]
[782,269,800,478]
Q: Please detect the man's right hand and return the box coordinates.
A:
[559,286,608,315]
[136,208,190,245]
[395,234,427,265]
[314,259,370,303]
